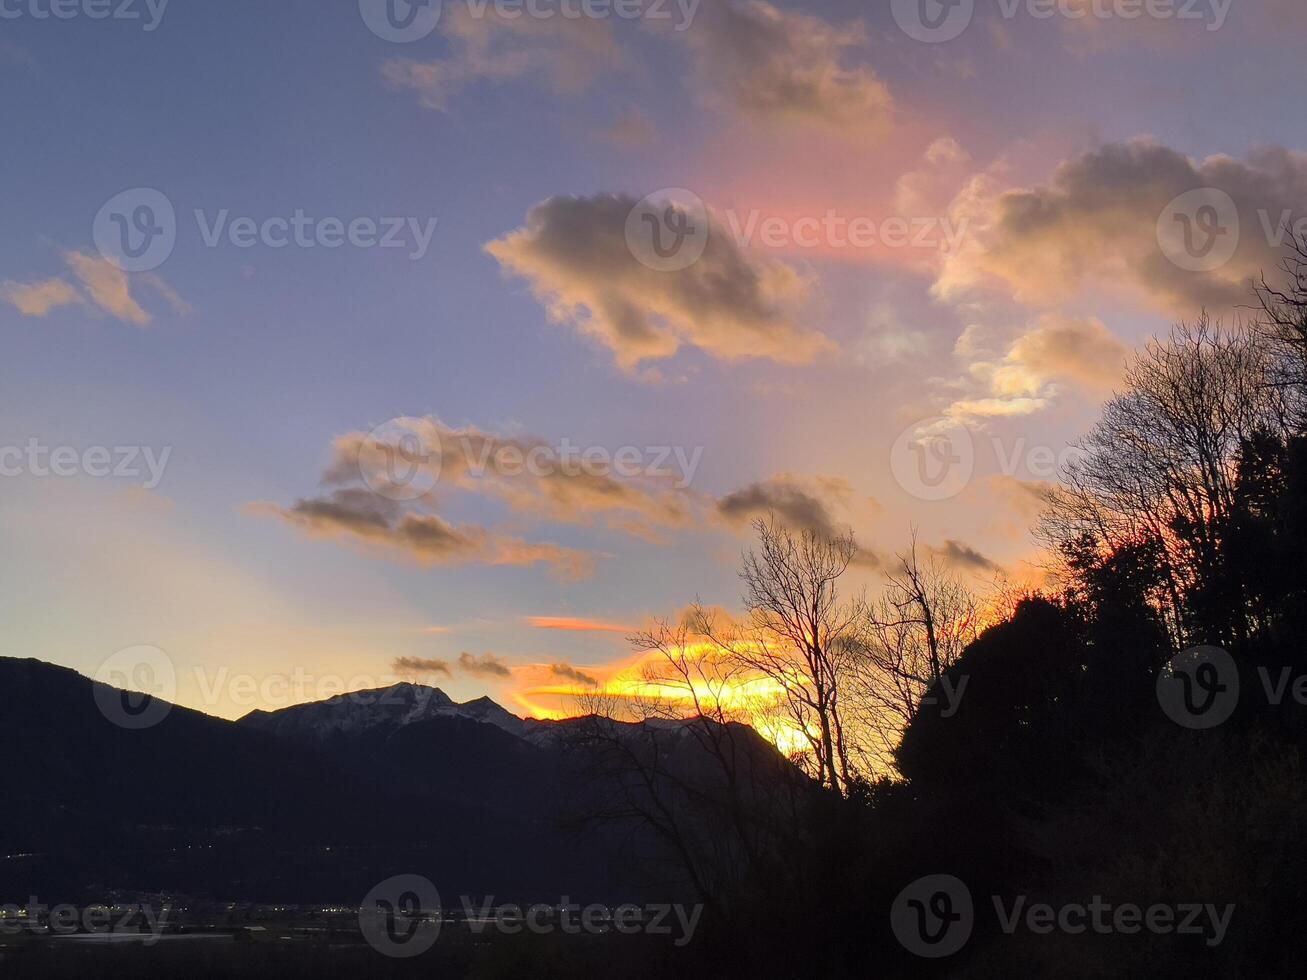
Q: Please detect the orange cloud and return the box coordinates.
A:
[0,277,83,317]
[934,138,1307,314]
[383,6,621,110]
[527,615,634,634]
[678,0,893,139]
[63,250,152,326]
[486,193,829,372]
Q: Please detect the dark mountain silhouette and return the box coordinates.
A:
[0,658,788,908]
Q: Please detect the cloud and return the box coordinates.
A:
[945,396,1050,420]
[268,422,889,582]
[458,651,513,678]
[381,0,896,145]
[0,278,83,317]
[329,417,701,538]
[63,250,154,326]
[528,615,633,634]
[3,254,187,326]
[547,662,598,686]
[382,6,621,110]
[679,0,893,138]
[1005,314,1128,393]
[392,656,452,677]
[946,315,1129,422]
[486,194,829,371]
[934,138,1307,314]
[930,539,1000,573]
[252,488,594,580]
[893,137,972,218]
[717,473,849,538]
[715,473,880,565]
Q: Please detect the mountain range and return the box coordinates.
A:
[2,656,786,907]
[239,681,534,741]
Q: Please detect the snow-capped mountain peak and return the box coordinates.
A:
[238,682,528,741]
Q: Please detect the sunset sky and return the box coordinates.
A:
[3,0,1306,721]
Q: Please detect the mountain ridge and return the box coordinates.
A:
[3,655,794,906]
[237,679,534,740]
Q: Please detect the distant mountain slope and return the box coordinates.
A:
[1,657,370,847]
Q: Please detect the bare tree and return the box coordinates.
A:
[1039,315,1287,645]
[850,535,980,774]
[1255,234,1307,426]
[565,608,805,907]
[725,517,863,795]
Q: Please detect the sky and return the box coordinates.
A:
[2,0,1306,722]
